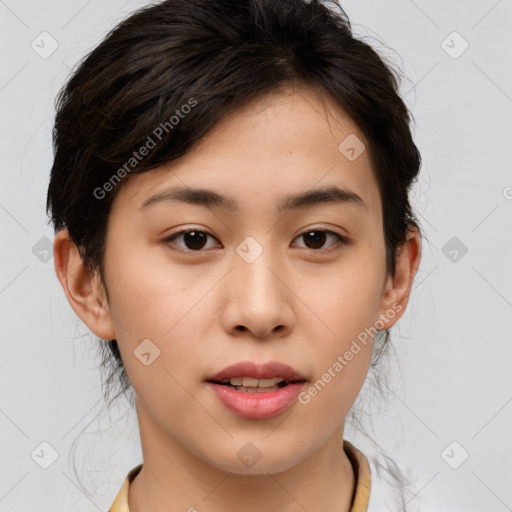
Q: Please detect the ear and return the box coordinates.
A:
[53,229,116,340]
[377,225,422,330]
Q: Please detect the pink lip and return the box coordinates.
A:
[206,361,306,382]
[206,381,306,419]
[205,361,307,419]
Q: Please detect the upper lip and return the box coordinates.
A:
[206,361,307,382]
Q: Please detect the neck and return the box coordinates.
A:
[128,403,356,512]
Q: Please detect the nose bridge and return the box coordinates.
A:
[236,238,282,304]
[227,236,292,337]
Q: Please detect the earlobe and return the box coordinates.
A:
[53,229,116,340]
[377,226,422,330]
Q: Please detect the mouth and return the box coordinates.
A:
[205,360,308,390]
[206,376,306,393]
[204,361,308,418]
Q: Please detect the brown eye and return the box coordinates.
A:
[302,230,328,250]
[163,229,221,252]
[293,229,348,251]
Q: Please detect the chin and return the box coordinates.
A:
[202,443,305,476]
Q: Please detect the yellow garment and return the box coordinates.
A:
[109,439,371,512]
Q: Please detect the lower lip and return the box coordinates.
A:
[206,382,306,419]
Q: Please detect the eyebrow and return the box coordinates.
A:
[138,185,367,213]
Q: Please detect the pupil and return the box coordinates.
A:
[185,231,207,250]
[183,231,327,251]
[304,230,326,249]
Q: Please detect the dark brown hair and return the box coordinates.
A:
[47,0,423,505]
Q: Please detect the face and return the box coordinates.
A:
[89,84,402,474]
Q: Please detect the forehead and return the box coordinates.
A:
[115,84,381,218]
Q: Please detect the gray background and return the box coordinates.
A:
[1,0,511,510]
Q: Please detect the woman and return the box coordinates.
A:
[47,0,423,510]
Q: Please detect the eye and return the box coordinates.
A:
[292,228,349,251]
[163,229,221,252]
[162,227,349,253]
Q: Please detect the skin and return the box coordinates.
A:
[54,83,421,512]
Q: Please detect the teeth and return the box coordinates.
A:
[240,377,286,388]
[219,377,287,388]
[242,377,259,387]
[257,377,285,387]
[235,385,279,393]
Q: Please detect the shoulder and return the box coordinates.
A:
[344,440,428,512]
[108,463,142,512]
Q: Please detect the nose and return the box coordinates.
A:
[222,247,295,339]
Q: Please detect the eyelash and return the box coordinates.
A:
[162,227,350,254]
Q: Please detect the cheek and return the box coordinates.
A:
[293,252,384,407]
[104,243,194,336]
[104,251,204,414]
[103,244,216,382]
[298,254,385,341]
[297,292,375,422]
